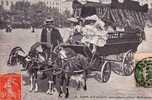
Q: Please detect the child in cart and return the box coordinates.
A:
[67,17,84,44]
[81,15,110,53]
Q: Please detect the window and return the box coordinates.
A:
[1,0,4,5]
[6,1,9,6]
[11,1,13,6]
[118,0,124,3]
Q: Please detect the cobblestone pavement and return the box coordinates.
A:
[0,28,152,100]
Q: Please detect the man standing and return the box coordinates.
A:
[40,18,63,94]
[41,18,63,53]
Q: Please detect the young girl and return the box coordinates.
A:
[81,15,108,53]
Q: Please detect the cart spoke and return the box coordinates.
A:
[123,50,134,76]
[100,62,111,83]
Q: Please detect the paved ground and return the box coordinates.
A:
[0,28,152,100]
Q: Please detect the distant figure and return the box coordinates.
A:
[31,24,35,33]
[41,18,63,53]
[6,24,12,32]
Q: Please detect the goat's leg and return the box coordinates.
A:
[34,82,38,92]
[29,74,34,92]
[46,80,54,95]
[46,75,54,95]
[83,72,87,91]
[54,85,62,97]
[58,88,63,97]
[62,81,69,98]
[62,74,70,98]
[34,72,38,92]
[77,80,81,90]
[54,80,62,97]
[82,78,87,91]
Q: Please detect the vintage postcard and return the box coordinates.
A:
[1,0,152,100]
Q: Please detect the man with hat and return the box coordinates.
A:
[40,18,63,94]
[41,17,63,53]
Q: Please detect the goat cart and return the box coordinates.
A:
[56,0,148,83]
[54,30,142,83]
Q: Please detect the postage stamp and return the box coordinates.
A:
[0,73,21,100]
[135,53,152,87]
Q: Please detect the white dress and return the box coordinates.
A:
[81,24,107,47]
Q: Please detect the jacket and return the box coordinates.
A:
[41,27,63,49]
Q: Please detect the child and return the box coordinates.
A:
[81,15,107,53]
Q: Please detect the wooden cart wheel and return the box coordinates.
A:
[122,49,135,76]
[100,61,111,83]
[95,61,111,83]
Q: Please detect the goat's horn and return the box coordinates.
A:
[14,47,25,54]
[18,48,25,54]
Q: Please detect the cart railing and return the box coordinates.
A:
[107,31,142,45]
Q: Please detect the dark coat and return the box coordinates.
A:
[41,27,63,50]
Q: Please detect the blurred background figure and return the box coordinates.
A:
[5,19,12,33]
[31,23,35,33]
[5,24,12,33]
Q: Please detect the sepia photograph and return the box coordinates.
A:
[1,0,152,100]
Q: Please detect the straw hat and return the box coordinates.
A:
[67,17,78,23]
[45,17,54,24]
[85,15,99,21]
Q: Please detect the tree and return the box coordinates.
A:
[11,1,31,21]
[1,1,72,28]
[11,1,30,11]
[0,5,6,29]
[29,2,48,27]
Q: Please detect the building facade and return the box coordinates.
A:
[61,0,73,14]
[42,0,73,14]
[42,0,62,13]
[0,0,73,14]
[0,0,32,10]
